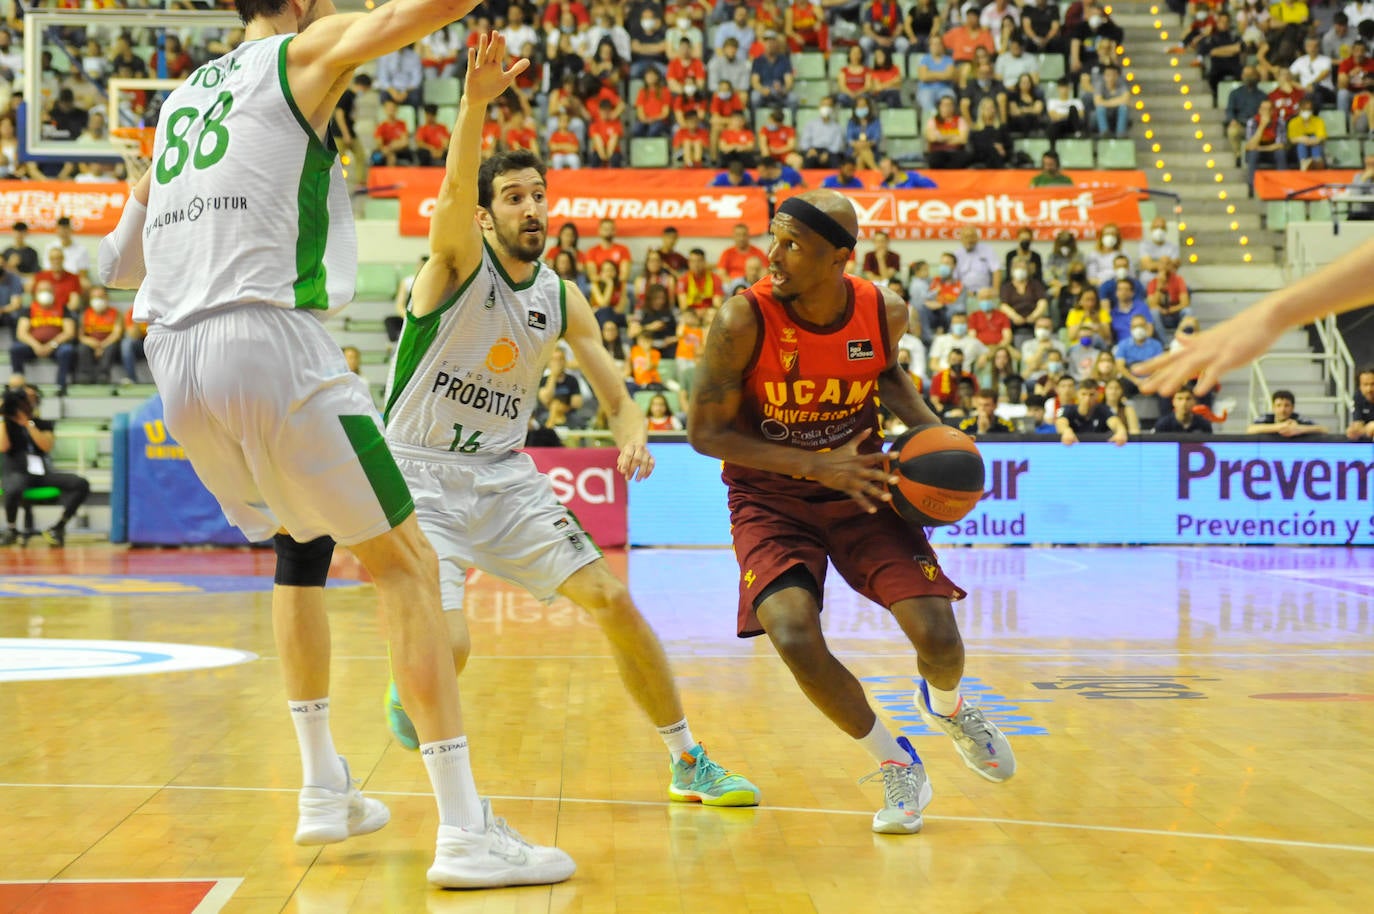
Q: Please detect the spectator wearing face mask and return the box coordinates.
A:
[1065,321,1108,380]
[1045,231,1080,301]
[798,96,846,168]
[968,287,1012,347]
[75,286,122,385]
[1098,254,1145,309]
[999,256,1049,340]
[1020,316,1066,376]
[927,315,987,374]
[1113,315,1164,375]
[918,252,966,341]
[1137,216,1179,287]
[1084,224,1129,286]
[1147,257,1192,335]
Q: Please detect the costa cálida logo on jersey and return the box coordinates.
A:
[485,337,520,373]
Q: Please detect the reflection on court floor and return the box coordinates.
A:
[1,545,1371,914]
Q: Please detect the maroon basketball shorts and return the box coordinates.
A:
[727,486,966,638]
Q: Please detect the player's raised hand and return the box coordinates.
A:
[464,32,529,106]
[617,440,655,482]
[1134,311,1285,397]
[807,428,898,514]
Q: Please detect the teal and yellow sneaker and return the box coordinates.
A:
[385,680,419,751]
[668,744,760,807]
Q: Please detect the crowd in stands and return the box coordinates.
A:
[1200,1,1374,191]
[0,0,1140,180]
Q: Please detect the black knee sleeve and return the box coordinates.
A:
[273,534,335,587]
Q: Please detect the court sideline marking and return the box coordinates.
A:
[1,781,1369,856]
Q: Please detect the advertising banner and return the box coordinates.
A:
[0,182,128,233]
[1253,170,1360,200]
[524,447,628,547]
[125,396,251,546]
[628,441,1374,547]
[367,167,1147,240]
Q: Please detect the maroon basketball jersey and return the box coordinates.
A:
[722,274,891,498]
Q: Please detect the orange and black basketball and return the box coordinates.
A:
[886,425,986,527]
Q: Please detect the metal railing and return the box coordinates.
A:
[1247,322,1356,426]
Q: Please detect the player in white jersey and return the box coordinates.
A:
[382,34,759,808]
[94,0,573,889]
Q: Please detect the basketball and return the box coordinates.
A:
[886,425,986,527]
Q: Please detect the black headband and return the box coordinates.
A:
[776,196,857,251]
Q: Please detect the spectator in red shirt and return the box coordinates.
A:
[666,38,707,93]
[968,287,1013,347]
[708,78,747,152]
[585,80,625,122]
[413,103,451,166]
[479,107,504,160]
[716,111,757,167]
[148,35,193,78]
[674,109,709,166]
[503,109,539,154]
[657,227,690,275]
[585,219,633,284]
[1338,40,1374,114]
[944,8,998,70]
[1268,68,1305,122]
[33,249,82,311]
[717,224,768,280]
[588,102,625,166]
[370,98,413,166]
[757,108,797,163]
[75,286,122,384]
[541,1,590,31]
[545,223,584,268]
[1146,257,1192,333]
[548,112,583,169]
[861,230,902,282]
[677,248,726,310]
[10,278,77,395]
[784,0,829,52]
[633,67,674,138]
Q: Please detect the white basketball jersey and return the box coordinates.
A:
[384,243,566,456]
[134,35,356,328]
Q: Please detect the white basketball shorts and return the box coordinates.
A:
[389,442,601,610]
[145,304,413,545]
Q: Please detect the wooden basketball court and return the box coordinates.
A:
[1,544,1370,913]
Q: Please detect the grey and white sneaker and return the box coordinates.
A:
[858,737,933,835]
[294,756,391,846]
[428,799,576,889]
[916,681,1016,782]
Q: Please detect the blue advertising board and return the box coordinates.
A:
[628,441,1374,547]
[123,395,252,546]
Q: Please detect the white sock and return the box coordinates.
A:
[288,699,347,791]
[857,718,909,765]
[926,683,963,717]
[421,737,484,830]
[657,719,697,758]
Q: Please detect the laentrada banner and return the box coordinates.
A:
[0,181,128,233]
[367,167,1147,240]
[1253,170,1361,200]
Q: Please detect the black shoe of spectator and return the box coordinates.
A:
[42,524,65,547]
[0,528,17,546]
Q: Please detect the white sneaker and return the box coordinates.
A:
[859,737,934,835]
[294,756,391,846]
[428,799,576,889]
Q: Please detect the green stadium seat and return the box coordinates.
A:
[886,136,924,165]
[880,107,919,137]
[1285,199,1309,223]
[1319,110,1348,138]
[796,79,832,108]
[1325,136,1362,167]
[1096,137,1138,168]
[397,104,416,132]
[422,77,460,106]
[1215,80,1241,107]
[1013,136,1052,164]
[1265,200,1289,232]
[795,107,822,133]
[657,360,680,385]
[829,51,849,76]
[632,389,661,412]
[362,197,401,220]
[1137,199,1157,224]
[356,263,398,299]
[437,105,458,125]
[1037,54,1066,82]
[630,136,670,168]
[1056,137,1095,168]
[795,52,828,81]
[1307,199,1333,222]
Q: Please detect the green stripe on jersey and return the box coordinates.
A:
[338,415,414,527]
[382,263,481,424]
[279,36,337,310]
[558,278,568,339]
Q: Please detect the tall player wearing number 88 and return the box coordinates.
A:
[96,0,575,890]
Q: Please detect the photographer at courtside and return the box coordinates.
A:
[0,384,90,545]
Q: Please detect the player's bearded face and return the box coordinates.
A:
[495,211,547,262]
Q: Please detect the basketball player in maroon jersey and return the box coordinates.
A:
[687,190,1015,834]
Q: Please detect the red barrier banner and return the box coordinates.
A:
[778,183,1145,240]
[0,181,129,233]
[368,167,1148,239]
[1253,170,1360,200]
[523,447,628,547]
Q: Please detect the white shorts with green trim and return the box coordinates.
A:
[389,442,601,611]
[145,305,413,546]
